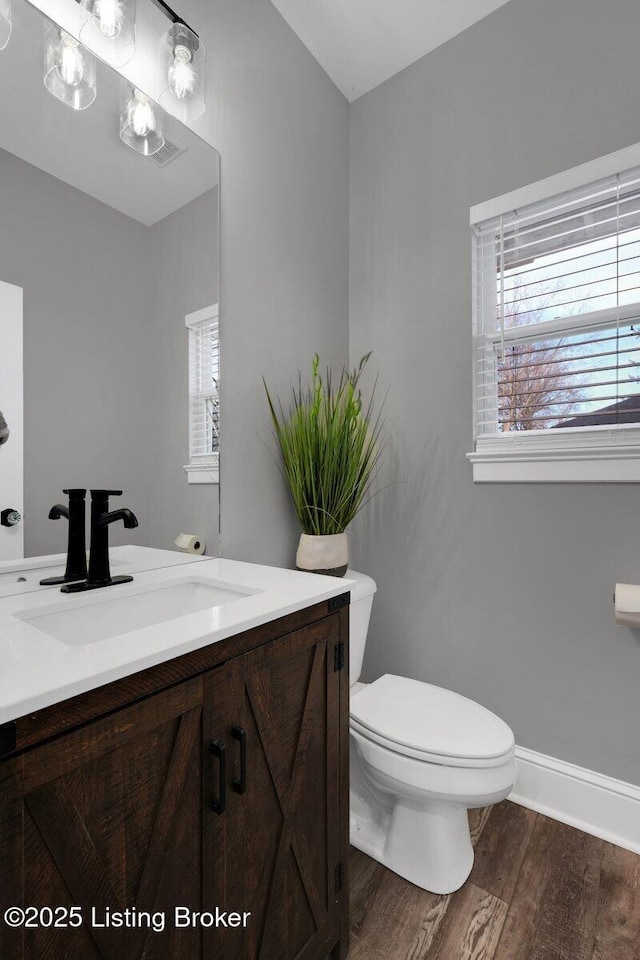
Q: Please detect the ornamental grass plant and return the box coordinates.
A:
[264,354,384,536]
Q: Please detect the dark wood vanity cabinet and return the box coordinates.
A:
[0,599,350,960]
[0,678,206,960]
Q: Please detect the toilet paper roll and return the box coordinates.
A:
[174,533,206,555]
[614,583,640,626]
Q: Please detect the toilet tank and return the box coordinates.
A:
[346,569,377,688]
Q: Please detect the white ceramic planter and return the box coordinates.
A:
[296,533,348,577]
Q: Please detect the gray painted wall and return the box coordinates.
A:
[0,148,154,556]
[181,0,350,568]
[349,0,640,785]
[147,187,220,554]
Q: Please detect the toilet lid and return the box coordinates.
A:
[350,675,514,764]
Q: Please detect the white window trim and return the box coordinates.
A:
[470,141,640,226]
[469,141,640,483]
[183,457,220,484]
[184,304,219,486]
[468,425,640,482]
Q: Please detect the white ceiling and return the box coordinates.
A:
[0,0,218,225]
[270,0,514,101]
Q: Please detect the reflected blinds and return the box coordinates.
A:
[473,168,640,436]
[187,309,219,459]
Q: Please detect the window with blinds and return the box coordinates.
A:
[185,304,219,484]
[473,168,640,438]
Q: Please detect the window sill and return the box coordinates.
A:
[184,458,219,485]
[467,426,640,482]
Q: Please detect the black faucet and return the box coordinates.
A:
[62,490,138,593]
[40,489,88,586]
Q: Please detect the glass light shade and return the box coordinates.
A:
[44,24,97,110]
[120,87,164,156]
[158,22,206,123]
[79,0,135,68]
[0,0,11,51]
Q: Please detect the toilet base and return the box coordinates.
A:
[350,797,474,895]
[387,799,473,893]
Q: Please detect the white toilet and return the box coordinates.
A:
[347,570,516,895]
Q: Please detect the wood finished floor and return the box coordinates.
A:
[349,800,640,960]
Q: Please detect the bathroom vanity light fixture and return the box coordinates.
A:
[0,0,11,50]
[120,84,164,155]
[44,21,97,110]
[79,0,135,68]
[39,0,205,127]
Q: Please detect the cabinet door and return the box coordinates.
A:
[0,677,204,960]
[204,617,343,960]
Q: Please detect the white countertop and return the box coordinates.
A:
[0,545,208,599]
[0,558,354,725]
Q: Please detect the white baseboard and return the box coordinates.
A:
[509,746,640,855]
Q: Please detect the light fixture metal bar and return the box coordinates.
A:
[73,0,199,38]
[147,0,198,37]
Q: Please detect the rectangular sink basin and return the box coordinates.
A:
[17,579,257,646]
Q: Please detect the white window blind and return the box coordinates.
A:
[185,304,219,484]
[473,167,640,439]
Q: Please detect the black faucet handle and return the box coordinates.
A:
[102,508,139,530]
[90,489,123,499]
[63,488,87,498]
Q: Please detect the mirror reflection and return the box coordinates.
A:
[0,0,220,565]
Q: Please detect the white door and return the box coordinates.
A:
[0,281,24,560]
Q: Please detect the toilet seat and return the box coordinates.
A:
[350,674,515,769]
[349,718,514,768]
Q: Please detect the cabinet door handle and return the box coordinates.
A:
[210,739,226,814]
[232,725,247,795]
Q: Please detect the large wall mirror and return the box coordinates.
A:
[0,0,220,562]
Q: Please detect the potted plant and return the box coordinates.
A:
[264,353,384,576]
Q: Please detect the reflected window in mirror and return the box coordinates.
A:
[185,304,219,485]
